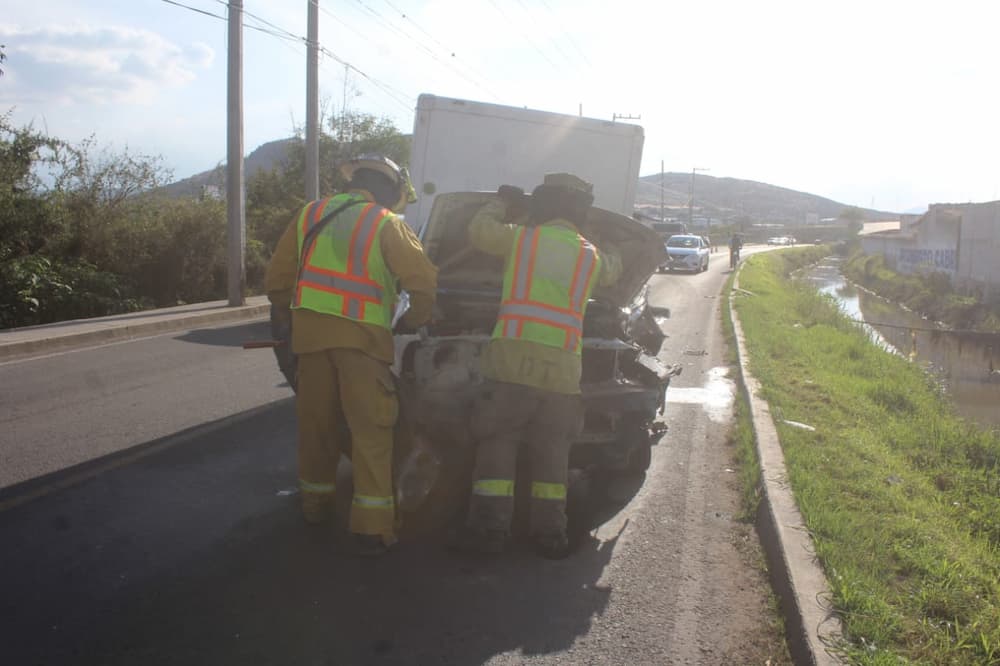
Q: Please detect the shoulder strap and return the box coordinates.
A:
[295,198,369,286]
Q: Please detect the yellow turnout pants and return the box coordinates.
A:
[296,348,398,538]
[467,381,583,537]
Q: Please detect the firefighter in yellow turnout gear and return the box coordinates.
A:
[460,173,621,559]
[265,154,436,556]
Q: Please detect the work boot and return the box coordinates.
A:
[353,533,394,558]
[301,496,334,525]
[450,526,507,555]
[533,532,570,560]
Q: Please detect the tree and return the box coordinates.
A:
[839,206,865,235]
[246,111,410,280]
[1,44,6,77]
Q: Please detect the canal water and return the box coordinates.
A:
[800,257,1000,429]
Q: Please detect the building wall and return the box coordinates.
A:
[956,201,1000,300]
[862,201,1000,302]
[896,205,961,277]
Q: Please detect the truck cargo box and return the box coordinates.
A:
[405,94,644,232]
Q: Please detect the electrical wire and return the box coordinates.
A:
[511,0,575,68]
[160,0,225,21]
[536,0,594,68]
[376,0,503,100]
[160,0,414,114]
[331,0,502,101]
[485,0,563,74]
[318,45,414,111]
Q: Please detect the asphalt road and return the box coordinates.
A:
[0,249,788,665]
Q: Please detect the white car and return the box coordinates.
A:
[660,234,710,273]
[767,236,795,246]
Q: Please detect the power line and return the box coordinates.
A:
[485,0,563,74]
[160,0,413,114]
[331,0,502,101]
[377,0,503,97]
[318,45,413,111]
[379,0,452,56]
[536,0,594,68]
[161,0,225,21]
[511,0,575,68]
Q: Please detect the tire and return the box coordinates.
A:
[625,436,652,474]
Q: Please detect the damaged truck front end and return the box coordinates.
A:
[392,193,679,524]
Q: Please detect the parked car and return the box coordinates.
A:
[660,234,710,273]
[767,236,795,246]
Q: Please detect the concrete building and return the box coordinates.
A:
[860,201,1000,301]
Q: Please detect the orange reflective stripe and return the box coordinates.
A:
[359,208,388,269]
[296,202,390,315]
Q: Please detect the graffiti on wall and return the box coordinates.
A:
[898,247,957,273]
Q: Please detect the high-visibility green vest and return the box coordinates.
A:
[493,223,602,355]
[292,193,396,329]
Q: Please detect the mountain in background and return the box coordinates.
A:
[634,173,896,224]
[158,139,899,224]
[157,138,297,198]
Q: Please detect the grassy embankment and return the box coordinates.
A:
[729,247,1000,664]
[843,253,1000,332]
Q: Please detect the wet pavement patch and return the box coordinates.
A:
[664,367,736,423]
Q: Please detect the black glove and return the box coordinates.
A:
[497,185,528,220]
[497,184,525,206]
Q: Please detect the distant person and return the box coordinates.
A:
[729,233,743,269]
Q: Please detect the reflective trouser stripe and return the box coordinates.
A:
[352,494,394,509]
[299,479,335,494]
[531,481,567,501]
[472,479,515,498]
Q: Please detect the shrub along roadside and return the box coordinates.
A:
[733,248,1000,664]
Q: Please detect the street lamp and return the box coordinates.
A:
[689,167,710,229]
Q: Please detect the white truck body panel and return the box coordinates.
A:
[405,94,644,233]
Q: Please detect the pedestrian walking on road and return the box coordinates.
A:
[456,173,621,559]
[265,154,437,557]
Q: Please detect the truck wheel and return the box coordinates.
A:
[625,437,652,474]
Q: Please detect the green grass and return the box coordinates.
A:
[733,248,1000,665]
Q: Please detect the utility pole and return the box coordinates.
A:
[226,0,245,306]
[689,166,710,229]
[305,0,319,201]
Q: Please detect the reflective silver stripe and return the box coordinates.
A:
[513,228,533,301]
[566,331,579,351]
[299,479,335,494]
[503,319,518,337]
[345,299,361,318]
[349,206,386,277]
[352,494,394,509]
[570,242,597,309]
[473,479,515,497]
[497,302,582,330]
[298,269,383,300]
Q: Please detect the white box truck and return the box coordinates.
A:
[404,94,645,232]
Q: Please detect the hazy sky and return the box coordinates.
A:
[2,0,998,213]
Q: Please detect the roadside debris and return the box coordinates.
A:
[781,419,816,431]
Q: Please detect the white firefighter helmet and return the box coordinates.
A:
[338,153,417,213]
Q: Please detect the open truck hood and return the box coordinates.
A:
[419,192,666,307]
